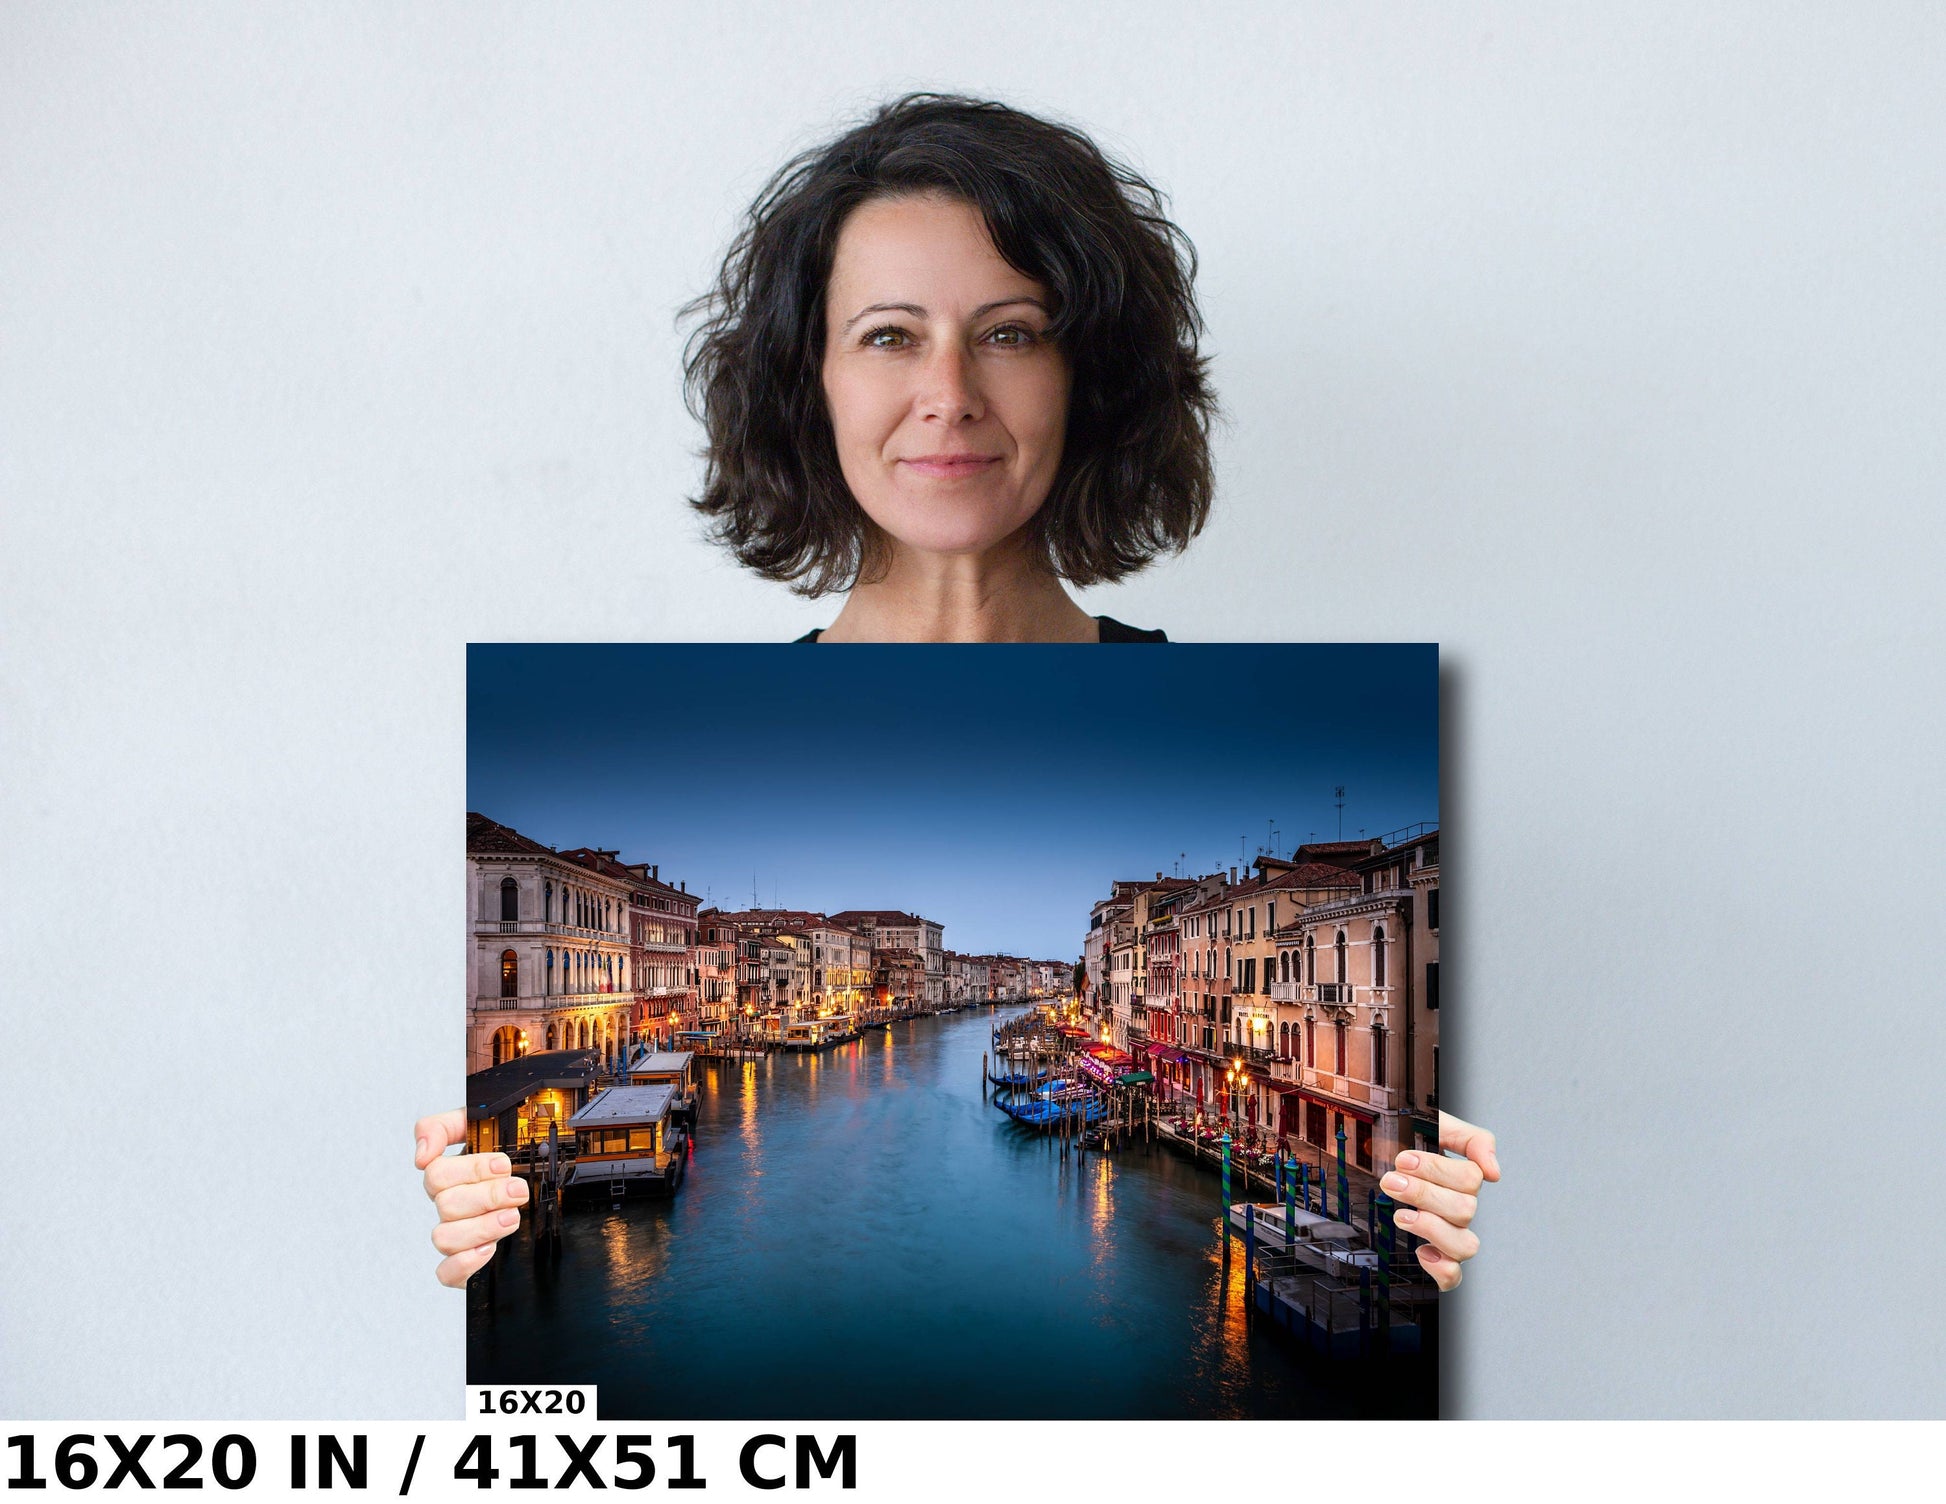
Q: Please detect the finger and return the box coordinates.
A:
[432,1206,524,1257]
[436,1239,499,1290]
[435,1171,530,1223]
[1438,1111,1500,1182]
[1416,1241,1462,1293]
[424,1150,513,1200]
[415,1109,469,1171]
[1393,1206,1480,1264]
[1380,1169,1477,1227]
[1392,1148,1484,1195]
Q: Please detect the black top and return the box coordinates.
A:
[794,615,1166,644]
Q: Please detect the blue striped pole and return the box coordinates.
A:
[1243,1199,1256,1306]
[1282,1153,1297,1250]
[1335,1120,1349,1223]
[1220,1132,1233,1241]
[1376,1189,1394,1351]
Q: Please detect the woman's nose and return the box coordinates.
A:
[915,342,985,423]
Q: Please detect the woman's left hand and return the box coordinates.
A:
[1382,1111,1499,1291]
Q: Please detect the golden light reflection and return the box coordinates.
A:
[1089,1158,1115,1245]
[599,1207,669,1293]
[740,1060,761,1153]
[1202,1219,1252,1385]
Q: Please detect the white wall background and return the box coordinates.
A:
[3,3,1942,1419]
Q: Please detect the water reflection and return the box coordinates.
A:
[469,1006,1431,1420]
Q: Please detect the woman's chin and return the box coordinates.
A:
[872,506,1040,562]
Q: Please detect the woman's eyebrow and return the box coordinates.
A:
[839,296,1047,333]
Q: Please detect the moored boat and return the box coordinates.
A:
[562,1084,688,1202]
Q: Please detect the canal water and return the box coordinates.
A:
[468,1006,1435,1419]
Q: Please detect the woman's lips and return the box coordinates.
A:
[900,455,1001,478]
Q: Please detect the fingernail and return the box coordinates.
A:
[491,1155,511,1175]
[1382,1172,1410,1195]
[1488,1153,1501,1176]
[1397,1152,1420,1171]
[508,1179,528,1201]
[416,1137,428,1163]
[498,1209,519,1227]
[1395,1208,1418,1227]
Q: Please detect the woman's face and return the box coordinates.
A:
[820,193,1070,561]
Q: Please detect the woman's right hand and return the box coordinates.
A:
[415,1108,528,1288]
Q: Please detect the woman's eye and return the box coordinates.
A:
[985,324,1036,347]
[861,326,909,349]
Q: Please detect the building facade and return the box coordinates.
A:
[466,813,635,1075]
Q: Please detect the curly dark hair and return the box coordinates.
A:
[682,92,1217,597]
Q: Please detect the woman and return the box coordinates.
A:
[419,93,1497,1289]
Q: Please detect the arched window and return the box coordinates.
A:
[1305,935,1315,985]
[1372,1025,1387,1087]
[1335,930,1348,984]
[544,881,553,920]
[545,949,553,994]
[1373,926,1387,988]
[545,1022,556,1050]
[500,877,518,922]
[1305,1017,1315,1064]
[1279,1021,1290,1056]
[1279,952,1290,983]
[500,949,517,998]
[1335,1021,1348,1072]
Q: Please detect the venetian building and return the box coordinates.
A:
[1142,892,1184,1067]
[872,947,924,1014]
[828,910,947,1010]
[1210,856,1364,1137]
[1117,876,1192,1056]
[466,812,634,1074]
[804,919,867,1022]
[1271,828,1441,1173]
[559,849,697,1050]
[1142,871,1231,1113]
[693,908,741,1034]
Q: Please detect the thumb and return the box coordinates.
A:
[1438,1111,1500,1182]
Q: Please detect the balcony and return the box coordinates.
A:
[1315,983,1356,1007]
[1301,1066,1394,1113]
[479,919,630,942]
[473,990,629,1013]
[1268,980,1300,1003]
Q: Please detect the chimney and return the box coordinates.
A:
[1156,871,1163,881]
[1229,866,1237,885]
[651,865,659,880]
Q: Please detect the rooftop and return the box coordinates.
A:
[567,1084,677,1128]
[465,1047,603,1119]
[467,811,558,860]
[629,1050,694,1074]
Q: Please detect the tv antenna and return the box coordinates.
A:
[1334,785,1347,840]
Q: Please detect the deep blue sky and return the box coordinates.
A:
[468,645,1437,962]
